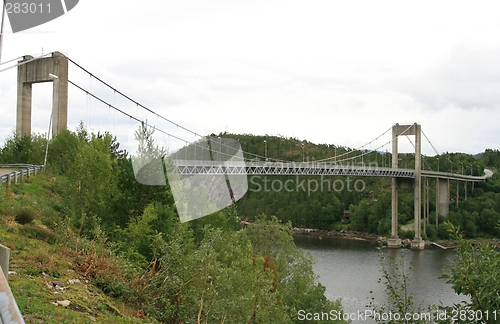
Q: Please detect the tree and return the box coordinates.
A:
[141,224,290,323]
[111,122,175,228]
[442,241,500,323]
[0,131,47,164]
[131,121,166,186]
[57,130,120,236]
[243,214,347,323]
[369,251,432,324]
[117,203,176,266]
[349,201,371,231]
[47,129,81,174]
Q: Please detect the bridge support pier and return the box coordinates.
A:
[411,123,424,250]
[388,124,402,248]
[436,178,450,217]
[388,178,402,248]
[389,123,425,250]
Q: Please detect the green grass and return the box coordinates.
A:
[2,222,154,323]
[0,173,158,323]
[330,220,352,231]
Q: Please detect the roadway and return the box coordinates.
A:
[170,159,491,182]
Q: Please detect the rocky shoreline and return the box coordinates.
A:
[293,227,379,242]
[292,227,500,249]
[241,221,499,249]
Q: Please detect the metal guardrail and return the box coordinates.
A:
[0,165,41,323]
[0,245,24,324]
[0,165,44,185]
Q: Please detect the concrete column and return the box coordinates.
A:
[435,179,439,229]
[51,53,69,137]
[388,124,401,248]
[423,176,427,236]
[437,178,450,217]
[426,177,430,226]
[16,55,34,136]
[411,123,425,250]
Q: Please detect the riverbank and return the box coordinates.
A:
[292,227,500,249]
[292,227,379,242]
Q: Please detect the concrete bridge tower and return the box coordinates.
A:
[16,52,68,138]
[388,123,425,250]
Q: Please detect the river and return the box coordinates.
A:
[294,234,468,323]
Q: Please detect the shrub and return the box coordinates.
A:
[400,229,415,240]
[94,277,130,299]
[15,209,35,225]
[425,224,438,241]
[18,225,58,244]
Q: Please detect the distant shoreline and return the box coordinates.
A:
[292,227,379,242]
[292,227,500,249]
[241,222,498,249]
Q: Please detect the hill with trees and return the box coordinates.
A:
[1,125,499,322]
[0,125,346,323]
[215,132,498,240]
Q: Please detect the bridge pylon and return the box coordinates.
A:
[16,52,68,138]
[388,123,425,250]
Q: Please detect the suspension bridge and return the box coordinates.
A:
[3,51,491,250]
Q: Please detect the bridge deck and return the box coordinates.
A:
[421,170,488,181]
[171,160,415,178]
[170,160,488,181]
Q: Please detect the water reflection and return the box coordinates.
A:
[294,234,468,323]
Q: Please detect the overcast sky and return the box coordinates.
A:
[1,0,500,157]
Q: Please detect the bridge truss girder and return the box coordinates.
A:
[171,161,416,178]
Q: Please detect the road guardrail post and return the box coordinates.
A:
[0,244,9,281]
[0,254,25,324]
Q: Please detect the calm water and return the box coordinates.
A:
[294,234,468,323]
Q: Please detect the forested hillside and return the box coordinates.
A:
[1,125,499,322]
[0,125,346,323]
[217,132,498,240]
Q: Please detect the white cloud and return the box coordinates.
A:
[1,0,500,156]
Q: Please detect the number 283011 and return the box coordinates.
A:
[5,3,51,14]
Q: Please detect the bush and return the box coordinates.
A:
[15,209,35,225]
[94,277,130,299]
[425,224,438,241]
[442,241,500,321]
[400,229,415,240]
[18,225,58,244]
[0,132,47,164]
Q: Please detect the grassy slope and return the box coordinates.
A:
[0,173,157,323]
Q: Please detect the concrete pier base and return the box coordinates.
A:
[411,237,426,250]
[387,236,402,248]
